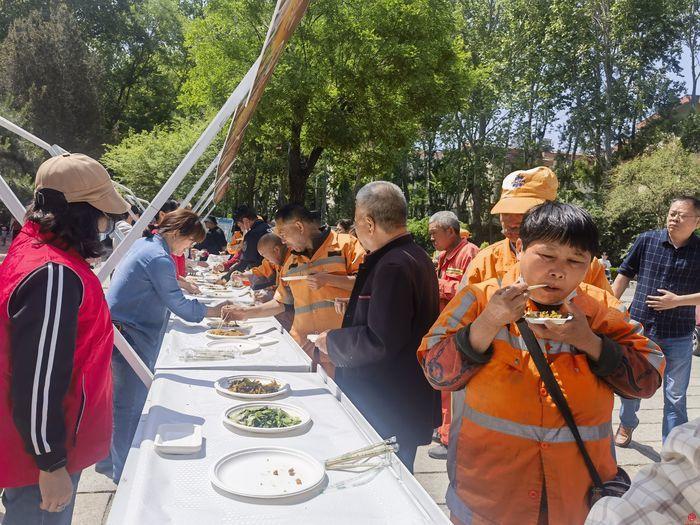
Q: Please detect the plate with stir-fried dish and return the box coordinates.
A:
[215,375,290,399]
[523,308,573,325]
[223,402,311,434]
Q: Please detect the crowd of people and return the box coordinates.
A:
[0,152,698,525]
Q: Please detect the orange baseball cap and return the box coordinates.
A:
[35,153,130,214]
[490,166,558,215]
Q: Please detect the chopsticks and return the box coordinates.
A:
[527,284,548,290]
[325,437,399,471]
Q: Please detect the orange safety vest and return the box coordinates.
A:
[437,238,480,310]
[418,270,664,525]
[274,230,365,374]
[251,258,277,280]
[459,238,613,293]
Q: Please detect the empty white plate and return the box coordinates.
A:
[205,340,261,354]
[211,447,325,499]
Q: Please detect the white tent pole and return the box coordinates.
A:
[199,192,217,218]
[180,152,221,209]
[192,178,218,213]
[0,175,28,223]
[0,119,153,387]
[0,116,67,156]
[96,57,260,282]
[113,328,153,388]
[194,175,229,215]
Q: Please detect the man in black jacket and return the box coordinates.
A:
[194,216,227,255]
[315,181,440,471]
[229,205,270,272]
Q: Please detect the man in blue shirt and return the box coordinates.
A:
[612,196,700,446]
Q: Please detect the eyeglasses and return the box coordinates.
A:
[668,211,699,221]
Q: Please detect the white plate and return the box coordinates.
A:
[281,275,308,282]
[154,423,202,455]
[206,329,255,340]
[223,402,311,434]
[205,320,253,332]
[251,335,279,346]
[211,447,325,499]
[205,340,260,353]
[524,315,573,325]
[215,375,290,399]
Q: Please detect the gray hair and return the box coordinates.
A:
[429,211,460,234]
[355,181,407,231]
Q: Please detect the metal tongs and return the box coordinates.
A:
[324,437,399,471]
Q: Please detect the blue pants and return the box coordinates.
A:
[2,472,81,525]
[619,334,694,441]
[98,326,158,483]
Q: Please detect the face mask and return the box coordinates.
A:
[99,214,116,236]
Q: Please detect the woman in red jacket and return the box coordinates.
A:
[0,153,129,525]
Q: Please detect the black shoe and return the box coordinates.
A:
[428,444,448,460]
[432,429,441,443]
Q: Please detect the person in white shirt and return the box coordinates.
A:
[111,205,141,247]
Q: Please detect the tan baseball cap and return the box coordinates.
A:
[35,153,130,214]
[490,166,559,215]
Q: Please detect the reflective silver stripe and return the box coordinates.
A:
[463,404,612,443]
[616,302,628,313]
[425,326,447,350]
[494,328,574,355]
[294,301,336,315]
[645,343,665,372]
[445,291,476,330]
[494,327,528,352]
[286,256,346,276]
[629,319,644,335]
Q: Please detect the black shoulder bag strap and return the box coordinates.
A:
[515,319,605,490]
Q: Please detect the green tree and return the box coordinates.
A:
[600,139,700,260]
[180,0,463,203]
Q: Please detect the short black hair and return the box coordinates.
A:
[520,202,599,257]
[275,203,318,224]
[233,205,258,222]
[26,188,108,259]
[670,195,700,215]
[337,219,353,232]
[160,199,179,214]
[129,204,141,216]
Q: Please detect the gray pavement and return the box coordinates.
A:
[3,286,699,523]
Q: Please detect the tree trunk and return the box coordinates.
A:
[287,121,323,204]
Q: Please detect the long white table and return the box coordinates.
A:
[108,368,449,524]
[155,316,312,372]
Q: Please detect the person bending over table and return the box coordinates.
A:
[223,204,364,376]
[99,209,230,483]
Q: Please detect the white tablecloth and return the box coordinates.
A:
[107,369,448,525]
[155,317,311,372]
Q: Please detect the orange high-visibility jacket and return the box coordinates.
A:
[275,230,365,373]
[251,258,276,280]
[418,271,664,525]
[459,238,613,293]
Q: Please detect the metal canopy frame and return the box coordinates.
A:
[0,1,307,388]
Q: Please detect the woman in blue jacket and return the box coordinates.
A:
[101,209,227,482]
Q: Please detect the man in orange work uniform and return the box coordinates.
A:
[222,205,364,375]
[459,166,611,293]
[419,202,664,525]
[428,211,479,460]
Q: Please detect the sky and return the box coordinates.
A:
[546,48,696,149]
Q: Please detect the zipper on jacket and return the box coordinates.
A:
[73,375,87,444]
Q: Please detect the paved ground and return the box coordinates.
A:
[3,286,699,524]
